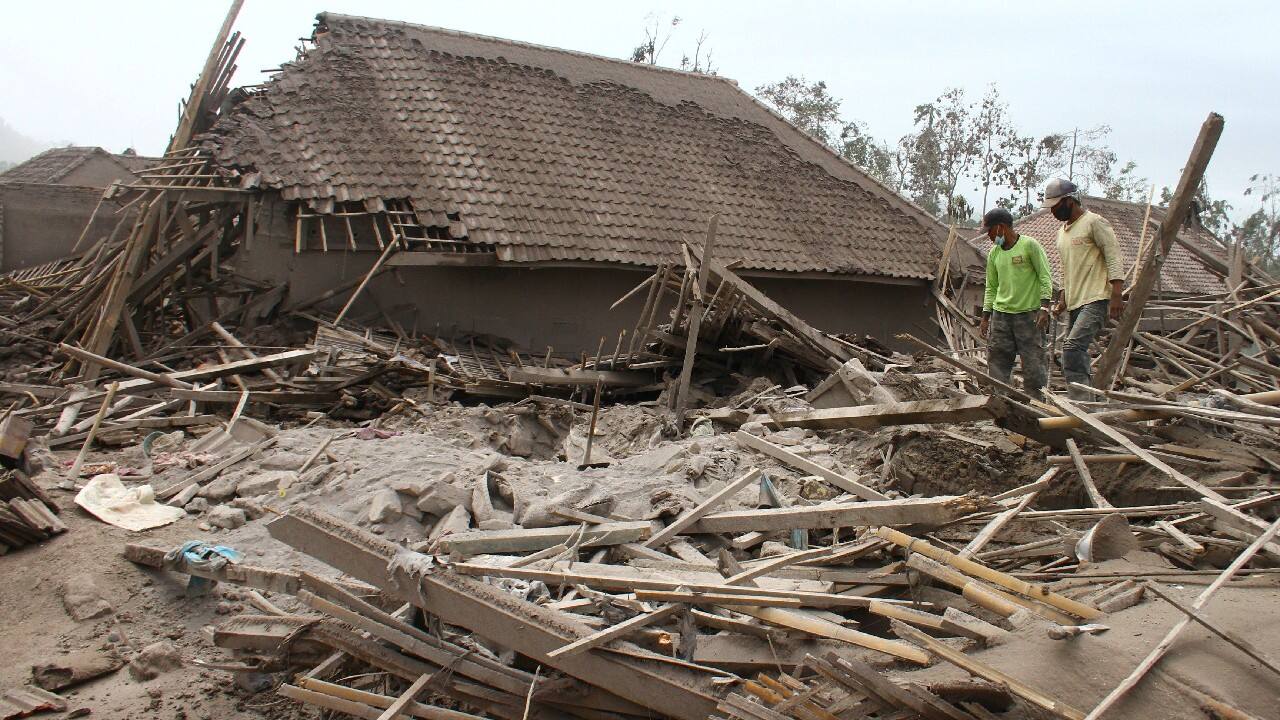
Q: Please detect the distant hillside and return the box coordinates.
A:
[0,117,53,164]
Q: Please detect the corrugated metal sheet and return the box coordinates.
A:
[969,197,1227,296]
[204,14,943,280]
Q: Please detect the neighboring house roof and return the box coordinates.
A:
[0,146,161,186]
[204,13,949,280]
[968,196,1227,295]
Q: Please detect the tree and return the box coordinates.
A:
[679,30,716,74]
[1063,125,1114,190]
[630,14,680,65]
[838,121,897,188]
[1000,132,1068,217]
[1099,160,1148,202]
[755,76,844,146]
[910,88,979,221]
[971,85,1010,214]
[1240,173,1280,274]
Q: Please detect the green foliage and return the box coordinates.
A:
[1240,173,1280,274]
[755,76,844,146]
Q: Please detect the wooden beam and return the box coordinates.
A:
[689,495,976,534]
[376,673,434,720]
[643,468,761,548]
[548,603,684,659]
[736,606,929,665]
[733,431,887,501]
[1046,395,1280,561]
[1066,439,1112,509]
[436,521,653,556]
[267,506,725,720]
[634,590,802,607]
[1095,113,1224,388]
[676,216,717,421]
[506,367,651,388]
[765,395,1001,431]
[876,527,1101,621]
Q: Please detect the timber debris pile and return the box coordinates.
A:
[0,6,1278,720]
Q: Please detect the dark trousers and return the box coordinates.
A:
[987,310,1047,396]
[1062,299,1109,399]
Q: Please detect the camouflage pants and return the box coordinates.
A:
[1062,299,1109,400]
[988,310,1047,396]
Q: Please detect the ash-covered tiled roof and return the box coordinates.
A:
[0,146,161,186]
[0,147,108,184]
[969,196,1227,295]
[203,13,949,279]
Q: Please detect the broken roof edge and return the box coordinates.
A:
[314,12,743,87]
[484,256,932,284]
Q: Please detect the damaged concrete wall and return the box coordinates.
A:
[58,155,139,188]
[0,183,117,272]
[238,197,933,351]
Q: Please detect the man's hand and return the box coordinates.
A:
[1052,298,1066,317]
[1036,308,1050,331]
[979,316,990,340]
[1109,286,1125,321]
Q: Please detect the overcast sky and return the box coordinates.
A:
[2,1,1276,217]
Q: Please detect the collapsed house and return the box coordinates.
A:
[197,13,971,352]
[1,5,1278,720]
[0,147,155,272]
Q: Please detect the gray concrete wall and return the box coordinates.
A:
[61,155,137,188]
[0,183,119,272]
[238,197,933,352]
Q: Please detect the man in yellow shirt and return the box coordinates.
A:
[1042,179,1126,399]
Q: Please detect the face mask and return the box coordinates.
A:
[1052,201,1073,221]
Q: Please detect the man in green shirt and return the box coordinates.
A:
[980,208,1053,396]
[1042,179,1126,400]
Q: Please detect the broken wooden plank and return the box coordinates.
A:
[644,469,761,548]
[1095,113,1224,389]
[437,521,653,556]
[736,606,929,665]
[548,603,684,659]
[0,414,33,463]
[733,431,887,501]
[506,367,651,387]
[169,389,337,404]
[689,495,979,534]
[767,395,1003,431]
[876,527,1102,620]
[676,217,717,421]
[267,506,724,720]
[633,590,802,608]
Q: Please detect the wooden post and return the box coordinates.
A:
[69,382,119,479]
[334,238,399,327]
[1094,113,1224,389]
[169,0,244,153]
[675,215,717,422]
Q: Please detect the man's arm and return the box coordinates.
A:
[1093,217,1126,319]
[982,251,998,317]
[981,251,998,338]
[1029,239,1054,306]
[1029,239,1053,329]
